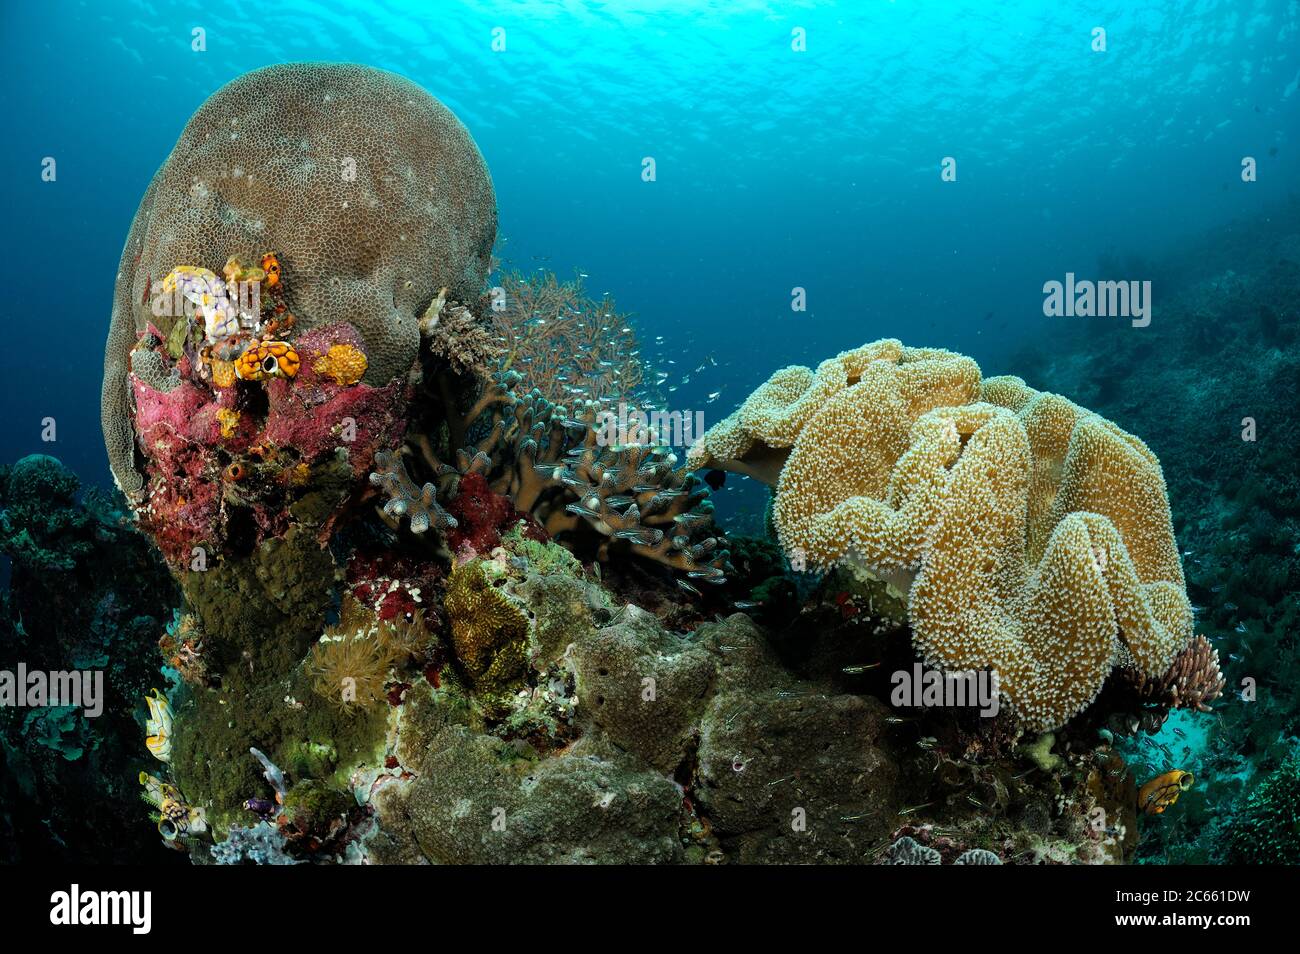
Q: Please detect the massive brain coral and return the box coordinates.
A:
[689,339,1194,729]
[102,63,497,497]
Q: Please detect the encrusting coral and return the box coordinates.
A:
[443,559,530,694]
[691,339,1195,730]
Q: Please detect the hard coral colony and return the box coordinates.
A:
[95,63,1228,867]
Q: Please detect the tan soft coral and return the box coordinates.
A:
[692,340,1193,730]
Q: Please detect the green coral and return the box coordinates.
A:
[0,455,94,572]
[499,523,582,577]
[444,559,530,700]
[181,523,337,682]
[168,665,386,836]
[1223,746,1300,864]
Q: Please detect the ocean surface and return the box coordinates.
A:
[2,0,1297,495]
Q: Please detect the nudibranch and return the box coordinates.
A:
[161,265,240,344]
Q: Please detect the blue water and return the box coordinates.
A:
[2,0,1297,491]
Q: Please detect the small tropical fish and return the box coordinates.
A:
[1137,769,1194,815]
[841,663,881,674]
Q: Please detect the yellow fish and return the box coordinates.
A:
[1137,769,1193,815]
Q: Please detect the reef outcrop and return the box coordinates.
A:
[103,62,497,498]
[88,66,1219,866]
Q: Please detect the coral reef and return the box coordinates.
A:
[103,62,497,497]
[1221,747,1300,864]
[0,456,179,863]
[1119,634,1225,716]
[83,63,1242,868]
[373,369,732,588]
[209,821,298,865]
[1006,209,1300,863]
[692,339,1193,730]
[308,597,428,712]
[421,288,502,380]
[443,559,530,696]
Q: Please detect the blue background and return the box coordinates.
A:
[1,0,1297,495]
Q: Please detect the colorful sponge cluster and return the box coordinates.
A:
[690,339,1194,729]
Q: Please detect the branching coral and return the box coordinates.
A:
[691,339,1194,729]
[370,451,457,535]
[487,269,645,407]
[419,288,503,380]
[373,370,731,587]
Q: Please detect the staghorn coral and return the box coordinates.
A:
[692,339,1194,729]
[103,63,497,497]
[374,370,732,587]
[488,269,645,407]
